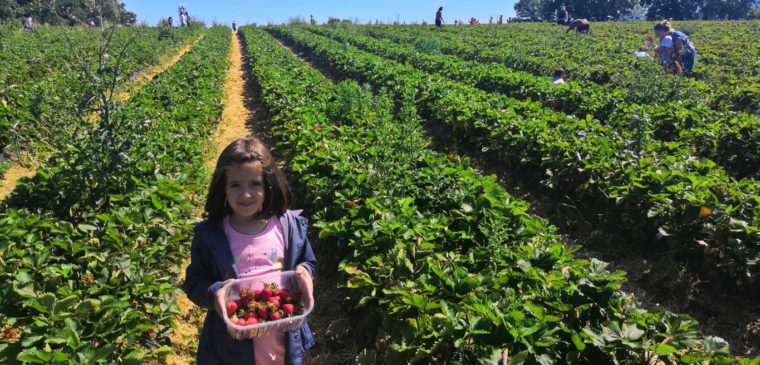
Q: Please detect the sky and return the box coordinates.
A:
[122,0,518,27]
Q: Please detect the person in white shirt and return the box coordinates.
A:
[22,14,33,31]
[646,29,681,74]
[552,69,566,84]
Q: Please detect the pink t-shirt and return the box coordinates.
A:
[224,217,286,365]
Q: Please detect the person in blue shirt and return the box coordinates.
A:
[651,20,697,76]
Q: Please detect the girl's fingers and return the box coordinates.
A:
[295,271,314,308]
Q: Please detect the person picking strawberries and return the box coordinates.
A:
[182,136,316,365]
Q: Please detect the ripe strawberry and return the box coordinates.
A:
[268,296,281,308]
[269,309,281,320]
[260,287,273,301]
[245,317,259,325]
[280,290,292,303]
[257,306,268,320]
[4,328,18,339]
[226,300,238,314]
[244,311,256,320]
[282,303,294,316]
[237,318,246,326]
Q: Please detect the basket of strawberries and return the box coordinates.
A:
[219,270,313,339]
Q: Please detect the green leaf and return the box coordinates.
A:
[654,343,677,355]
[55,295,79,313]
[17,348,54,363]
[571,332,586,351]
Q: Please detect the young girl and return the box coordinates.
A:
[182,137,316,365]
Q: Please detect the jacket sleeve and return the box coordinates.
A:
[295,218,317,280]
[182,231,223,311]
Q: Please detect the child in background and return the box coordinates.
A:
[182,137,316,365]
[647,30,682,75]
[553,68,566,84]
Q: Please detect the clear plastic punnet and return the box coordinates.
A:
[219,270,313,340]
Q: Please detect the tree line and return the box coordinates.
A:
[515,0,759,21]
[0,0,136,26]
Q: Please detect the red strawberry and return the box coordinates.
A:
[269,310,281,320]
[282,303,294,316]
[268,296,281,308]
[245,317,259,325]
[237,318,246,326]
[280,290,292,303]
[260,287,273,301]
[226,301,238,314]
[254,289,262,298]
[244,311,255,320]
[257,306,268,319]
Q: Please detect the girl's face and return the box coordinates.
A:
[655,29,668,39]
[225,162,265,219]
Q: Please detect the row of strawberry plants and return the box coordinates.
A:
[268,26,760,293]
[461,22,760,113]
[358,24,758,115]
[0,27,230,363]
[438,21,760,107]
[307,25,760,180]
[0,25,190,85]
[0,26,200,168]
[240,26,754,364]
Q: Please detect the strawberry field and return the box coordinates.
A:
[1,20,759,364]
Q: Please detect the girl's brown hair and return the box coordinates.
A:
[653,20,671,32]
[204,137,289,221]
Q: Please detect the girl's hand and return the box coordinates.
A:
[214,279,233,320]
[295,265,314,309]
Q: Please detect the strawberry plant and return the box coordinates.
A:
[240,26,758,364]
[268,26,760,292]
[309,25,760,180]
[0,25,201,169]
[0,27,230,364]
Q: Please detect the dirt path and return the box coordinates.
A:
[275,38,317,69]
[0,35,203,202]
[114,35,204,102]
[159,30,253,365]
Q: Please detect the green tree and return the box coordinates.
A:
[514,0,545,20]
[701,0,755,19]
[643,0,755,19]
[515,0,639,21]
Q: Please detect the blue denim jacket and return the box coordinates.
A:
[182,210,317,365]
